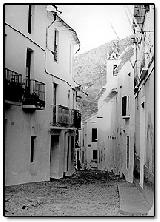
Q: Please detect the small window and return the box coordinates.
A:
[54,29,59,62]
[31,136,36,162]
[28,5,34,34]
[82,151,84,163]
[93,150,97,160]
[26,48,33,79]
[92,128,97,142]
[113,65,118,76]
[77,150,79,160]
[122,96,129,116]
[68,90,70,108]
[73,91,75,109]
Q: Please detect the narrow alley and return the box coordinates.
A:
[5,170,151,216]
[4,3,155,218]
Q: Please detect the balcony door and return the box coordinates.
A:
[26,48,33,92]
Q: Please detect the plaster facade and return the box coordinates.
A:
[97,49,135,183]
[133,4,154,188]
[80,114,98,170]
[5,5,80,186]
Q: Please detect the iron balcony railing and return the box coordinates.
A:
[53,105,70,126]
[4,68,23,102]
[23,79,45,108]
[52,105,81,128]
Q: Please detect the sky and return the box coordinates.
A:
[58,4,134,54]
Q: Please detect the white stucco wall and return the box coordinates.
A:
[5,5,78,185]
[117,60,135,182]
[97,58,135,182]
[81,115,98,169]
[134,5,154,187]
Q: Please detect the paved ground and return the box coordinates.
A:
[4,170,153,217]
[118,182,154,216]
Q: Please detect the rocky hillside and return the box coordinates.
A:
[73,36,133,121]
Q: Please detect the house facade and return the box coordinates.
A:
[133,4,154,188]
[5,4,81,186]
[97,45,135,182]
[79,114,98,170]
[97,52,120,172]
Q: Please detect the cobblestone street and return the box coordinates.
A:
[5,170,119,216]
[5,170,149,216]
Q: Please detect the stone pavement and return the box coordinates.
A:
[118,181,154,216]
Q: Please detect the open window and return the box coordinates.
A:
[126,136,129,168]
[54,29,59,62]
[122,96,130,118]
[28,5,34,34]
[31,136,36,162]
[92,128,97,142]
[93,150,98,160]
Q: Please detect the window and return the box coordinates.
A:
[92,128,97,142]
[113,65,118,76]
[73,91,75,109]
[28,5,34,34]
[127,136,129,168]
[77,150,79,161]
[26,48,33,80]
[93,150,97,160]
[53,83,57,106]
[53,83,57,123]
[68,90,70,108]
[122,96,129,116]
[31,136,36,162]
[82,151,84,163]
[54,29,59,62]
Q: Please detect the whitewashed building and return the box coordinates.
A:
[97,45,135,182]
[4,4,81,186]
[133,4,154,188]
[79,114,98,170]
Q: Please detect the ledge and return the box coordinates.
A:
[122,115,130,119]
[5,99,22,106]
[22,104,45,110]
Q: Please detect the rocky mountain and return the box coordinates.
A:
[73,36,134,121]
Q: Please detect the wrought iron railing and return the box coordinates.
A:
[23,79,45,108]
[51,105,81,128]
[52,105,70,126]
[4,68,23,102]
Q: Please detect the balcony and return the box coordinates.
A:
[22,79,45,110]
[52,105,70,126]
[4,68,24,104]
[51,105,81,129]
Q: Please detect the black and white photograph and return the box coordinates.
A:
[4,3,155,217]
